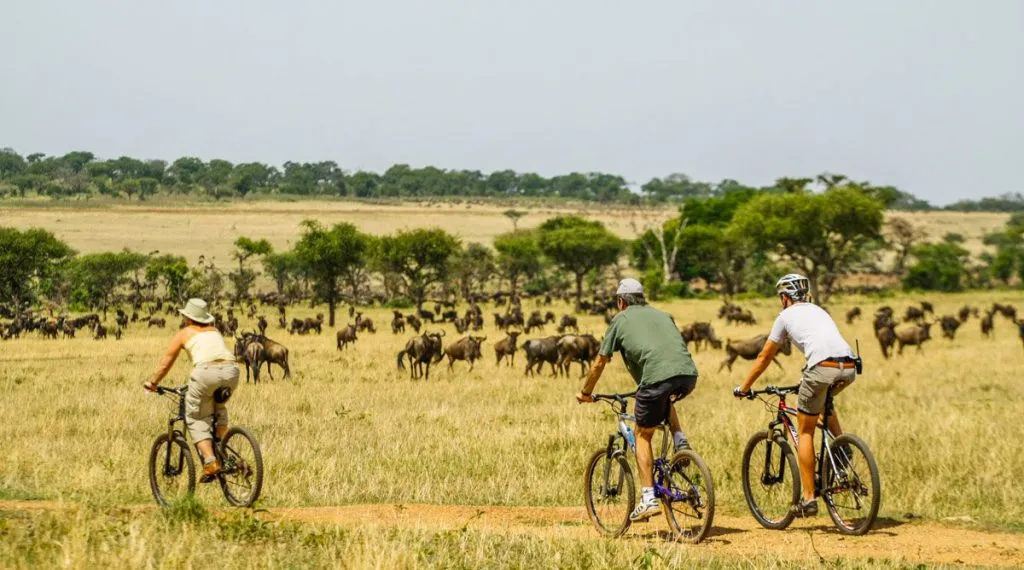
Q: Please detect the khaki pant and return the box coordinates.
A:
[186,363,240,443]
[797,364,855,415]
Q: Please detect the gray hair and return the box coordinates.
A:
[618,293,647,307]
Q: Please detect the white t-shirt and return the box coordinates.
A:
[768,303,853,369]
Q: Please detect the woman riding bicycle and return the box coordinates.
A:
[144,298,240,480]
[734,274,857,517]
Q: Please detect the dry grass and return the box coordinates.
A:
[0,201,1007,264]
[1,290,1023,567]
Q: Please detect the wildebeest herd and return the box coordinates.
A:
[867,301,1022,358]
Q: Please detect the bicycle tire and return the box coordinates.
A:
[218,426,264,507]
[741,430,799,530]
[148,433,196,507]
[661,450,715,543]
[823,433,880,535]
[583,448,634,537]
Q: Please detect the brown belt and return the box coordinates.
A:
[816,359,852,369]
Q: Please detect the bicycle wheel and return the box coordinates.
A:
[583,448,635,537]
[218,426,264,507]
[823,433,880,535]
[741,430,799,530]
[661,450,715,543]
[148,433,196,507]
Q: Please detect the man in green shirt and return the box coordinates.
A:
[576,278,699,521]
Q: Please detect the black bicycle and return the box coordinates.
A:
[738,385,879,535]
[148,385,264,507]
[583,392,715,543]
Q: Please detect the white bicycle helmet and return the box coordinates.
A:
[776,273,810,302]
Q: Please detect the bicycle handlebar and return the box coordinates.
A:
[154,385,188,396]
[744,385,800,399]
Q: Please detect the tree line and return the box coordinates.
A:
[3,187,1023,321]
[0,147,1019,211]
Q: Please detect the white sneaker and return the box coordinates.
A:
[629,497,661,522]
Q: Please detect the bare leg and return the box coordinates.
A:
[796,412,818,502]
[824,409,843,436]
[635,427,656,488]
[196,439,215,461]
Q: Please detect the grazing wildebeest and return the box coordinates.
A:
[114,327,123,340]
[39,321,59,339]
[958,305,978,323]
[493,312,510,330]
[418,309,436,323]
[524,311,546,334]
[719,335,791,372]
[147,317,166,328]
[680,322,722,351]
[939,315,961,339]
[845,307,862,325]
[336,324,358,351]
[444,335,487,371]
[257,316,268,335]
[115,310,129,328]
[895,322,933,354]
[920,301,934,315]
[391,311,406,334]
[1016,319,1024,352]
[523,336,562,377]
[355,313,376,334]
[454,317,469,334]
[405,314,423,333]
[904,306,925,322]
[61,323,76,339]
[557,315,579,334]
[993,303,1017,321]
[243,341,265,383]
[441,310,459,323]
[93,324,108,340]
[494,331,522,367]
[981,311,995,338]
[244,333,291,379]
[876,323,896,359]
[556,334,601,377]
[396,331,445,380]
[304,313,325,335]
[725,308,757,325]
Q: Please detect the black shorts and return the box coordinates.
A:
[635,375,697,428]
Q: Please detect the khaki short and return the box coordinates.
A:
[797,364,855,415]
[186,362,240,443]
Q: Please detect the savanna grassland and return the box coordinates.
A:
[1,202,1023,569]
[2,289,1024,568]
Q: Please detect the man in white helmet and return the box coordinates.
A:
[576,278,699,522]
[734,273,857,517]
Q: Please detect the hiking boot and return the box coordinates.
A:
[793,499,818,518]
[199,459,222,483]
[629,497,661,522]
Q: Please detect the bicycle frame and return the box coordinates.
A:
[761,386,844,498]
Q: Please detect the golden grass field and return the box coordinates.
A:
[1,202,1023,568]
[2,289,1024,568]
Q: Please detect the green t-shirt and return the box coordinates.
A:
[599,304,698,387]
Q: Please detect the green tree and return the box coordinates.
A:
[227,237,273,302]
[537,216,623,308]
[503,209,526,231]
[376,228,460,309]
[262,252,301,298]
[903,242,971,292]
[294,220,369,326]
[730,187,884,303]
[146,254,192,304]
[70,250,148,319]
[450,242,496,300]
[494,230,542,299]
[0,148,27,180]
[0,227,76,307]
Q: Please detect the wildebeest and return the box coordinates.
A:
[904,306,926,322]
[845,307,862,325]
[454,317,469,334]
[1016,320,1024,351]
[147,317,166,328]
[418,309,436,323]
[355,313,376,334]
[114,327,123,340]
[494,331,522,367]
[958,305,978,322]
[243,341,265,383]
[406,314,424,333]
[556,334,601,377]
[725,308,757,325]
[719,335,791,372]
[443,335,487,371]
[93,324,107,340]
[523,336,561,377]
[391,311,406,334]
[396,330,445,380]
[557,315,579,334]
[39,321,58,339]
[257,316,268,335]
[981,311,995,338]
[895,322,933,354]
[441,310,459,323]
[61,322,76,339]
[336,324,358,351]
[992,303,1017,321]
[524,311,547,334]
[920,301,934,315]
[939,315,961,340]
[243,333,291,379]
[680,322,722,351]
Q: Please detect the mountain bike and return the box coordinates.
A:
[738,385,879,535]
[148,385,264,508]
[583,392,715,543]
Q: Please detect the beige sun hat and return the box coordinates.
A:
[178,298,215,324]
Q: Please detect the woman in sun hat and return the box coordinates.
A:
[144,298,239,480]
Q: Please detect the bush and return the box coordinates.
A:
[382,297,413,309]
[903,242,970,292]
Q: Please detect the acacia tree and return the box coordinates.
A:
[451,242,496,301]
[229,237,273,302]
[885,217,926,275]
[536,216,623,308]
[262,252,301,299]
[375,228,460,309]
[146,254,192,304]
[730,187,884,304]
[293,220,369,327]
[0,227,75,308]
[70,250,148,319]
[494,230,542,299]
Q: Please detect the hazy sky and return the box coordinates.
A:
[2,1,1022,204]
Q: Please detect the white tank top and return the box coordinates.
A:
[183,330,236,365]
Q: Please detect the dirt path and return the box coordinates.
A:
[3,500,1022,567]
